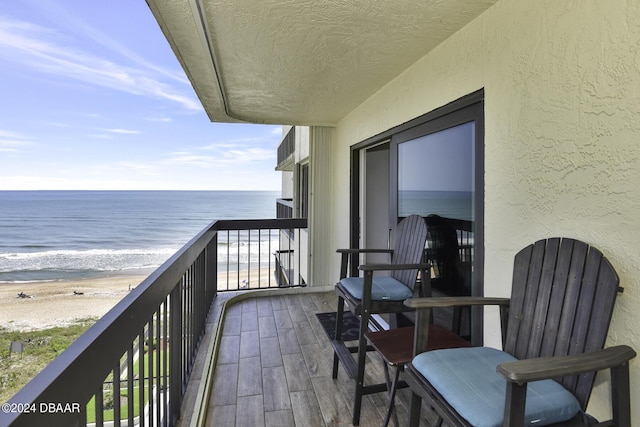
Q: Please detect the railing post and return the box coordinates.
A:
[169,282,183,425]
[207,234,218,304]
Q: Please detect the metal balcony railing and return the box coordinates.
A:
[2,217,307,427]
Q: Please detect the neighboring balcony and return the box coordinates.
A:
[276,198,294,220]
[275,198,303,288]
[275,128,295,171]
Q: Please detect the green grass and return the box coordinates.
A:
[86,386,143,423]
[1,320,172,424]
[85,346,169,423]
[0,319,96,403]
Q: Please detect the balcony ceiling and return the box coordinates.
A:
[147,0,497,126]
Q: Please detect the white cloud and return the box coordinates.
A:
[0,130,28,139]
[164,154,216,167]
[0,8,281,191]
[0,129,31,152]
[0,16,201,112]
[27,0,189,85]
[202,137,275,151]
[145,116,173,123]
[45,121,71,128]
[166,146,275,168]
[115,161,161,175]
[102,128,143,135]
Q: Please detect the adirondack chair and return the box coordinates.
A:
[331,214,431,425]
[424,214,471,335]
[425,214,468,296]
[404,237,636,427]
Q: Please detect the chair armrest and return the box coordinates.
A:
[407,296,511,354]
[337,248,394,278]
[404,296,511,309]
[359,263,431,272]
[497,345,637,383]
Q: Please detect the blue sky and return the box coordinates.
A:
[0,0,282,191]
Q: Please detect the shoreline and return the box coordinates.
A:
[0,267,277,332]
[0,275,147,332]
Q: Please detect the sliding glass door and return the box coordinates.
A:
[349,91,484,342]
[390,100,483,342]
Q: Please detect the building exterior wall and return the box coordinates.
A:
[281,171,293,199]
[321,0,639,418]
[278,125,332,287]
[308,126,335,289]
[295,126,310,164]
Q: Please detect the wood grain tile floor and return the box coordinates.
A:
[205,291,441,427]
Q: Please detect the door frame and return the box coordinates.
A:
[349,89,485,343]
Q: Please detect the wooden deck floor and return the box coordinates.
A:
[204,291,441,427]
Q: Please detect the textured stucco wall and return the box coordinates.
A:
[328,0,640,419]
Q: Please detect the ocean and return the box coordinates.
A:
[398,190,473,221]
[0,191,280,283]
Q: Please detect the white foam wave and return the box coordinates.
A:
[217,239,280,264]
[0,248,178,274]
[0,238,283,280]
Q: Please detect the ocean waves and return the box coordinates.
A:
[0,191,281,283]
[216,238,280,265]
[0,248,178,282]
[0,239,282,283]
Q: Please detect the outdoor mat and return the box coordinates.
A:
[315,311,360,341]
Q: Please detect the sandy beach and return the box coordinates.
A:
[0,267,278,331]
[0,275,147,331]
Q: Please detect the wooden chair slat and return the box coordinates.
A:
[503,243,532,354]
[568,247,602,356]
[391,215,427,289]
[539,238,574,357]
[511,239,546,359]
[527,237,561,359]
[554,240,588,359]
[573,254,619,406]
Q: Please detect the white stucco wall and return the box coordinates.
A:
[326,0,639,419]
[295,126,310,163]
[280,171,293,199]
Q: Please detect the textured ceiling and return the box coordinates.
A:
[147,0,498,125]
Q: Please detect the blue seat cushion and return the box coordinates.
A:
[339,276,413,301]
[412,347,581,427]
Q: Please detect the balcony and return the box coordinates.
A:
[194,291,443,427]
[1,217,442,427]
[275,128,295,171]
[276,198,294,220]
